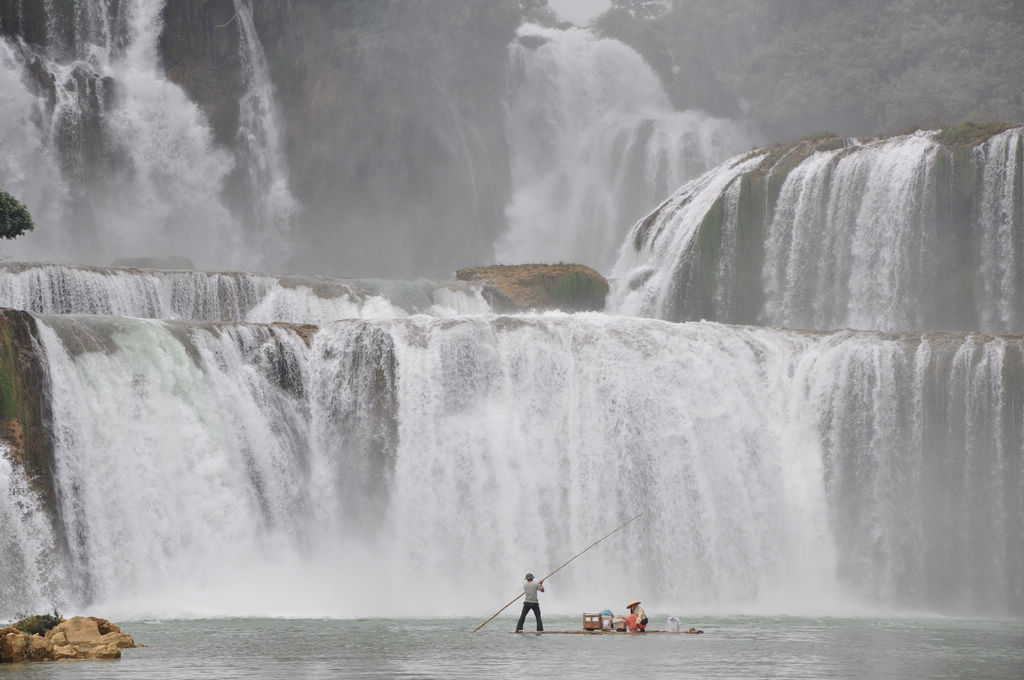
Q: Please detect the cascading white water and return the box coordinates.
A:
[976,128,1024,331]
[0,263,491,322]
[498,24,755,270]
[610,128,1024,333]
[3,312,1019,620]
[763,133,941,331]
[0,39,70,242]
[0,1,283,270]
[0,444,67,615]
[608,151,767,318]
[233,0,298,256]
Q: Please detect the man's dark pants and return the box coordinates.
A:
[516,601,543,631]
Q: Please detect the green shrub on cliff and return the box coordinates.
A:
[0,191,35,240]
[938,121,1015,147]
[13,610,62,636]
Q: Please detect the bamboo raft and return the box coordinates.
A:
[517,629,703,635]
[515,613,704,635]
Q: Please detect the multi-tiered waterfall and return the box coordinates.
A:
[611,128,1024,333]
[0,4,1022,623]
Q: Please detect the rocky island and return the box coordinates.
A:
[456,264,608,312]
[0,615,139,663]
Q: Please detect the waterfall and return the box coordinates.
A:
[977,128,1024,331]
[2,311,1020,619]
[608,151,767,318]
[0,444,67,615]
[762,133,941,331]
[498,24,755,271]
[0,263,492,322]
[233,0,298,256]
[0,1,283,271]
[610,128,1024,333]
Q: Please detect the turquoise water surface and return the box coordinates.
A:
[1,616,1022,678]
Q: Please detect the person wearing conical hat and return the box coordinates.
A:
[515,573,545,632]
[625,599,647,632]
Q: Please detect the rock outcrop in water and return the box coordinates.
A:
[456,264,608,312]
[0,616,138,662]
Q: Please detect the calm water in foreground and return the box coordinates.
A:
[1,616,1021,679]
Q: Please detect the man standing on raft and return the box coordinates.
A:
[515,573,545,632]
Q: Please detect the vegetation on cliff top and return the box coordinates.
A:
[937,121,1017,147]
[12,611,62,636]
[596,0,1024,139]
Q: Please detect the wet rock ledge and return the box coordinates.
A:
[0,616,140,662]
[456,264,608,312]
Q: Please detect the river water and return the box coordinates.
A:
[1,616,1020,678]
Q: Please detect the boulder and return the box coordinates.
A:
[0,617,138,663]
[456,264,608,312]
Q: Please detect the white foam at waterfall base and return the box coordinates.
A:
[35,317,317,619]
[374,315,842,617]
[498,24,755,271]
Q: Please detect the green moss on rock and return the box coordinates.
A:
[456,264,608,312]
[938,121,1015,148]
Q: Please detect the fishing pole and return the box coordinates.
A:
[471,512,643,633]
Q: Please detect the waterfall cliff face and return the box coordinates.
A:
[1,311,1020,619]
[611,128,1024,333]
[498,24,755,270]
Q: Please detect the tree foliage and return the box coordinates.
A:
[595,0,1024,138]
[13,610,62,636]
[0,191,35,240]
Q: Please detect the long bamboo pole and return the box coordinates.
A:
[471,513,643,633]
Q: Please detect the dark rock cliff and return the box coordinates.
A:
[0,310,56,516]
[160,0,244,147]
[159,0,522,278]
